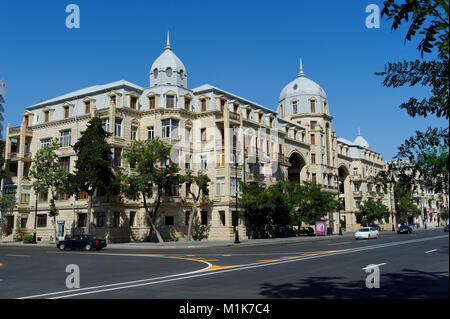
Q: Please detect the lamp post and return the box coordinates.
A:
[32,195,38,244]
[233,151,240,244]
[335,177,343,235]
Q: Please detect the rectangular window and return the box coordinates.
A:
[21,217,28,228]
[102,118,109,132]
[149,96,155,109]
[147,126,154,140]
[79,190,88,200]
[230,178,241,197]
[185,211,190,226]
[130,97,137,110]
[201,99,207,112]
[185,127,191,142]
[312,173,317,184]
[44,111,49,122]
[115,119,122,137]
[311,153,316,164]
[311,121,317,129]
[216,151,225,167]
[220,99,225,112]
[129,211,136,227]
[200,155,207,170]
[60,156,70,172]
[24,116,29,127]
[161,119,178,139]
[40,138,51,149]
[113,212,120,227]
[279,144,283,155]
[110,95,116,105]
[310,134,315,145]
[201,128,207,141]
[292,101,298,114]
[77,213,87,227]
[219,211,226,226]
[166,96,175,109]
[201,211,208,226]
[37,214,47,228]
[216,177,225,196]
[39,192,48,203]
[64,106,70,119]
[85,101,90,114]
[114,148,122,167]
[310,100,316,113]
[94,212,106,227]
[20,193,30,204]
[185,154,191,169]
[354,183,360,192]
[165,216,174,226]
[60,130,71,147]
[131,127,137,141]
[185,98,191,111]
[56,192,70,200]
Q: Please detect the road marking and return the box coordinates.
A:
[362,263,387,270]
[5,254,31,258]
[425,249,437,254]
[0,263,3,267]
[279,256,300,259]
[257,259,278,262]
[185,254,196,257]
[202,259,219,262]
[203,265,239,271]
[20,234,447,299]
[327,242,351,246]
[221,254,232,256]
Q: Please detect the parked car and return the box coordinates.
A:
[397,225,413,234]
[371,225,383,232]
[299,227,315,236]
[354,227,379,240]
[57,235,107,251]
[444,225,449,232]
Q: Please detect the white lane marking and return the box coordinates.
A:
[327,242,351,246]
[5,254,32,257]
[17,256,212,299]
[362,263,387,270]
[20,234,448,299]
[425,249,437,254]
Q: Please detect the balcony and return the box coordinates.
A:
[353,191,363,197]
[246,172,265,183]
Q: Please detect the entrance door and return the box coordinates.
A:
[57,222,65,240]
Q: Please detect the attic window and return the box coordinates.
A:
[85,101,90,114]
[130,96,137,110]
[110,95,116,106]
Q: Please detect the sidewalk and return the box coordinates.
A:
[0,227,441,250]
[0,231,356,249]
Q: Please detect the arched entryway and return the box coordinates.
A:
[338,165,350,230]
[288,152,306,183]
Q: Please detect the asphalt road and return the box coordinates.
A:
[0,228,448,299]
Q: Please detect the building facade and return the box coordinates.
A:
[2,36,444,242]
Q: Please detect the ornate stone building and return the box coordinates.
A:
[3,35,442,242]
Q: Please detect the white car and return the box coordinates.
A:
[354,227,379,240]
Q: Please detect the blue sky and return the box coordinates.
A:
[0,0,446,161]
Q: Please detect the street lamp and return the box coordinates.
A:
[335,178,343,235]
[233,151,240,244]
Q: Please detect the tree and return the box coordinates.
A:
[377,0,449,194]
[121,138,181,243]
[396,196,421,221]
[358,199,389,226]
[29,140,70,241]
[291,181,339,227]
[0,141,16,238]
[181,170,210,241]
[72,117,115,235]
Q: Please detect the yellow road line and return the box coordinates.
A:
[203,265,239,271]
[203,259,219,262]
[185,254,196,257]
[279,256,300,259]
[257,259,278,262]
[221,254,232,256]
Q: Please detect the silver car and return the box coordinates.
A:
[354,227,379,240]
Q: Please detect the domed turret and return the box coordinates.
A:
[150,32,187,88]
[278,59,329,117]
[353,128,370,149]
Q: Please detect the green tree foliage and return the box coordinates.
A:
[377,0,449,194]
[240,181,337,238]
[291,181,339,227]
[181,170,210,241]
[72,117,115,235]
[29,140,70,241]
[121,138,181,243]
[358,199,389,226]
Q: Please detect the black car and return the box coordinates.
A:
[57,235,107,251]
[371,225,383,232]
[444,225,449,232]
[397,225,412,234]
[299,227,315,236]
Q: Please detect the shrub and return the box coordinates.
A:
[23,234,34,244]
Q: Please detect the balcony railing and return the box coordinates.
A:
[9,126,21,135]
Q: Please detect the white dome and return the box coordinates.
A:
[279,76,327,101]
[149,33,187,88]
[354,130,370,149]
